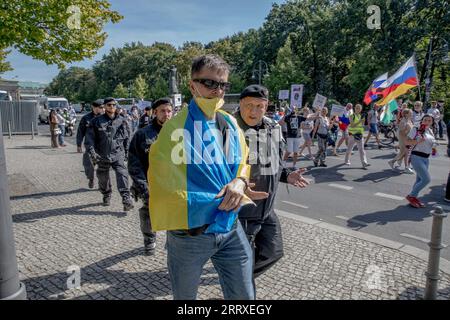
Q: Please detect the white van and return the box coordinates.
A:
[0,90,12,101]
[38,97,69,123]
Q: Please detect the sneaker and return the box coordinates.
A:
[313,160,319,167]
[344,162,351,166]
[404,167,414,174]
[319,162,327,167]
[406,195,420,208]
[364,144,368,148]
[102,195,111,206]
[388,160,396,170]
[88,179,94,189]
[444,198,450,203]
[378,145,383,149]
[144,239,156,255]
[362,163,371,168]
[123,201,134,211]
[416,199,426,208]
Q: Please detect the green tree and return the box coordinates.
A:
[113,83,128,98]
[131,74,148,100]
[0,49,12,73]
[0,0,122,68]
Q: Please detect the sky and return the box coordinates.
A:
[2,0,285,84]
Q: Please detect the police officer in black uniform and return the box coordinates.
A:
[139,106,153,129]
[234,85,310,282]
[84,97,134,211]
[76,99,104,188]
[128,97,173,254]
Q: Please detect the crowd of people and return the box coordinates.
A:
[66,53,448,300]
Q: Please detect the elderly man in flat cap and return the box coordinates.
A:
[234,85,310,293]
[128,97,174,255]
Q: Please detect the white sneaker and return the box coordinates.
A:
[344,162,351,166]
[388,160,395,170]
[404,167,414,174]
[363,163,371,168]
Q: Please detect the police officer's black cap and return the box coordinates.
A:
[240,85,269,101]
[92,99,104,107]
[103,97,116,105]
[152,97,173,110]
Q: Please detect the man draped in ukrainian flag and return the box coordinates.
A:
[148,54,268,300]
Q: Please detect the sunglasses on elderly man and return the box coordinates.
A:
[193,78,231,91]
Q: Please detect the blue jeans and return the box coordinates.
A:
[58,125,65,145]
[410,154,430,197]
[166,220,254,300]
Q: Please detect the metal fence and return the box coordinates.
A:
[0,101,39,135]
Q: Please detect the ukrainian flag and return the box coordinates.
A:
[148,99,251,233]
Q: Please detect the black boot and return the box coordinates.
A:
[102,195,111,206]
[123,199,134,211]
[143,238,156,255]
[88,179,94,189]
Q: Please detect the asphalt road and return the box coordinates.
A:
[38,118,450,259]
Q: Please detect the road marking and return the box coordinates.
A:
[336,215,368,227]
[400,233,447,248]
[281,201,309,209]
[328,183,353,191]
[374,193,404,201]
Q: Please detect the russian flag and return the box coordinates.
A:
[363,73,388,105]
[375,56,419,106]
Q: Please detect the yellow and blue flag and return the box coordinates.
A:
[148,99,250,233]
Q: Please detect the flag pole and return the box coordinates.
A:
[413,52,422,101]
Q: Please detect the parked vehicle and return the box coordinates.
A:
[0,90,12,101]
[38,97,69,123]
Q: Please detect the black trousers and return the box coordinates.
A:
[96,159,131,202]
[446,171,450,200]
[240,211,284,278]
[139,202,156,242]
[82,151,95,181]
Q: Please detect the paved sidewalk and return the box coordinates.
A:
[5,135,450,300]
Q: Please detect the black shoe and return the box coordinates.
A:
[313,160,319,167]
[88,179,94,189]
[144,240,156,256]
[364,144,368,148]
[319,162,327,167]
[123,201,134,211]
[102,195,111,206]
[378,145,383,149]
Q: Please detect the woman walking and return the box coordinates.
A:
[312,107,333,167]
[405,115,436,208]
[388,108,414,173]
[298,107,315,159]
[344,104,370,168]
[49,109,60,148]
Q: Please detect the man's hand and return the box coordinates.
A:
[287,168,311,188]
[77,146,82,153]
[215,178,269,212]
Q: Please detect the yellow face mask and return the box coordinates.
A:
[194,96,225,119]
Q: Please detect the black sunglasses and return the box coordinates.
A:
[193,78,231,91]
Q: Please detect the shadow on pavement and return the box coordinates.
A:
[353,169,403,183]
[12,203,127,223]
[10,188,93,200]
[397,285,450,300]
[346,185,446,229]
[23,248,220,300]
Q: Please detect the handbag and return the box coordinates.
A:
[54,128,62,135]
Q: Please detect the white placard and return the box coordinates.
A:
[312,93,327,110]
[173,94,182,107]
[330,105,346,118]
[290,84,304,108]
[278,90,290,100]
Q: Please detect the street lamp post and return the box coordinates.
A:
[423,37,448,108]
[252,60,269,85]
[0,114,27,300]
